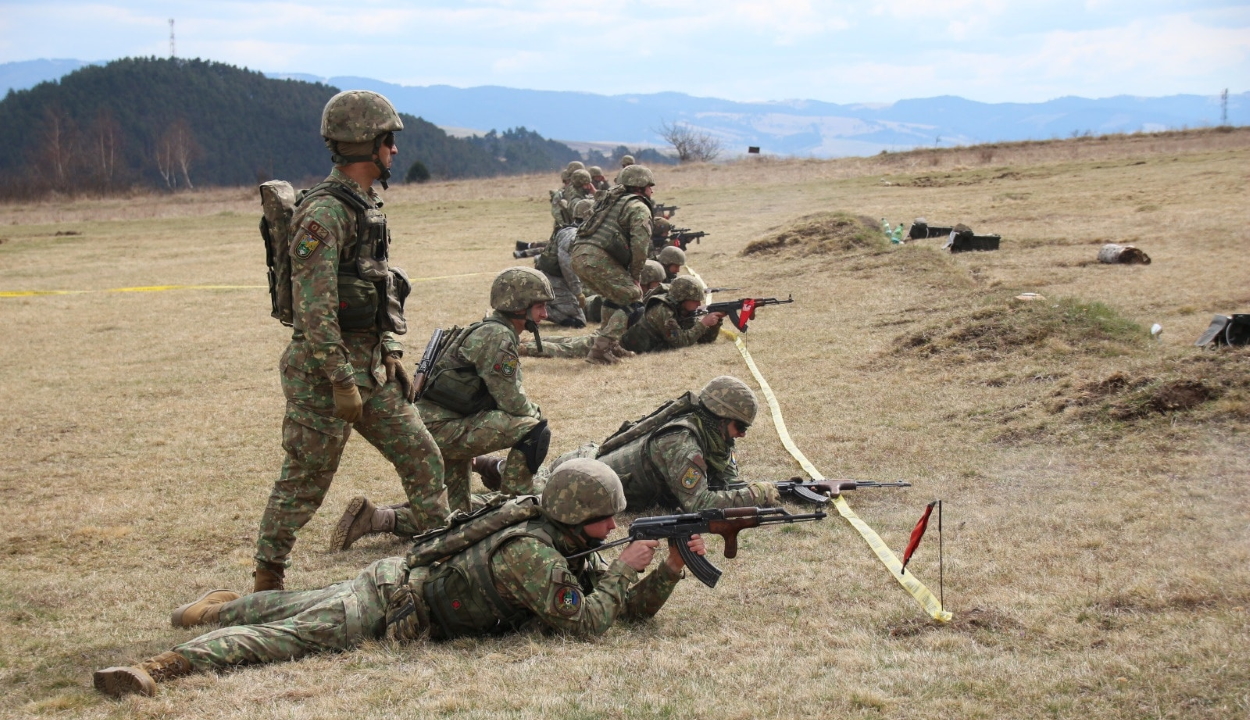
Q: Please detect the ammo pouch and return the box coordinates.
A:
[421,557,531,640]
[355,208,391,282]
[422,365,497,415]
[336,274,380,332]
[379,267,411,335]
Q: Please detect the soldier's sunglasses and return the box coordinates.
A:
[381,132,396,149]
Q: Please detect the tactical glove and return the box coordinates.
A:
[749,481,781,506]
[332,384,364,423]
[383,353,416,403]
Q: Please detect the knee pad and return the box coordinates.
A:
[513,420,551,474]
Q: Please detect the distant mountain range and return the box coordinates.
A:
[5,58,1245,158]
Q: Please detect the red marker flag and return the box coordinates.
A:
[900,501,937,574]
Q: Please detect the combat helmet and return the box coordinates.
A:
[541,458,626,525]
[321,90,404,187]
[491,267,555,314]
[641,260,665,286]
[668,276,704,304]
[698,376,758,426]
[657,245,685,266]
[572,198,595,222]
[618,165,654,189]
[620,155,636,168]
[570,169,592,187]
[566,161,586,174]
[588,166,605,178]
[652,216,672,235]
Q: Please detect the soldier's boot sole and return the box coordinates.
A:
[93,667,156,698]
[170,589,241,628]
[609,341,636,359]
[329,496,393,552]
[585,337,620,365]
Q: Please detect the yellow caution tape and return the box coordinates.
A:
[0,272,492,298]
[692,265,951,623]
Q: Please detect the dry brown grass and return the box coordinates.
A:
[2,128,1249,719]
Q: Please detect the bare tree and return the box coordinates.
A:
[89,109,122,187]
[155,118,200,190]
[655,119,722,163]
[41,106,79,190]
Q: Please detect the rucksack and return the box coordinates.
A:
[258,180,297,326]
[597,391,698,456]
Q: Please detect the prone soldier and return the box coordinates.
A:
[251,90,447,592]
[619,276,724,354]
[656,245,686,281]
[93,460,705,698]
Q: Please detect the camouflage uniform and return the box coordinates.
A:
[255,168,447,571]
[520,334,594,359]
[536,225,586,327]
[619,291,720,354]
[571,186,653,342]
[172,515,681,671]
[406,311,544,517]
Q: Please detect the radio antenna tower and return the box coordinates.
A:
[169,19,176,58]
[1221,89,1229,126]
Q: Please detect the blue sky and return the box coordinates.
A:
[1,1,1246,103]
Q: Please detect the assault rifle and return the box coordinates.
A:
[513,240,547,259]
[566,506,825,588]
[411,328,444,401]
[774,478,912,505]
[670,229,708,250]
[697,294,794,332]
[703,286,741,295]
[654,203,679,217]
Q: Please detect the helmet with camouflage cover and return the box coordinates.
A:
[668,276,704,304]
[570,169,592,186]
[566,161,586,174]
[618,164,654,189]
[321,90,404,143]
[620,155,636,167]
[657,245,686,266]
[652,216,672,235]
[699,376,758,426]
[572,198,594,222]
[641,260,665,286]
[491,267,555,314]
[588,166,605,178]
[541,458,626,524]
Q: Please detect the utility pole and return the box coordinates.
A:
[1221,88,1229,126]
[169,19,176,59]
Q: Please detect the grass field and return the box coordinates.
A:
[2,127,1248,719]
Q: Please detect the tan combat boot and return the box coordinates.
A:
[585,336,620,365]
[471,455,505,492]
[252,563,285,593]
[93,650,192,698]
[329,496,397,551]
[170,589,241,628]
[609,340,636,359]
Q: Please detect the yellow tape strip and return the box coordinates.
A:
[692,265,951,623]
[0,272,492,298]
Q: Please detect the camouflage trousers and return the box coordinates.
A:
[254,370,448,569]
[175,557,407,671]
[543,272,585,327]
[386,408,542,528]
[571,244,640,341]
[520,334,594,359]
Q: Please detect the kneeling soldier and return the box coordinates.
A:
[330,267,554,549]
[93,460,704,698]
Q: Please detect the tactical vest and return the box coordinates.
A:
[421,316,513,415]
[420,517,588,639]
[575,190,654,267]
[619,292,681,354]
[535,226,575,277]
[596,413,732,510]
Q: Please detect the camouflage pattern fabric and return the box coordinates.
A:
[171,520,682,672]
[570,244,641,341]
[520,334,594,358]
[539,226,585,326]
[620,298,720,354]
[255,170,448,570]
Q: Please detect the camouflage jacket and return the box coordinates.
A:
[285,168,400,388]
[620,294,720,353]
[598,414,761,512]
[573,192,653,281]
[418,312,541,421]
[421,515,683,637]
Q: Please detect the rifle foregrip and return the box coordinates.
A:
[678,539,722,588]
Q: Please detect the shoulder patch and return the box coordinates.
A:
[553,586,582,616]
[305,220,329,242]
[494,352,519,378]
[679,463,705,490]
[292,231,323,261]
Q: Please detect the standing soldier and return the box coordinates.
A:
[93,459,705,698]
[571,164,656,364]
[330,267,554,549]
[252,90,448,592]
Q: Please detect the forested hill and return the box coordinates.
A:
[0,57,583,196]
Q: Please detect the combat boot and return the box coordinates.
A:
[252,562,285,593]
[585,336,620,365]
[471,455,505,492]
[329,496,397,551]
[170,589,241,628]
[93,650,192,698]
[609,340,636,359]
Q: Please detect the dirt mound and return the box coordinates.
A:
[894,296,1144,362]
[1049,366,1237,421]
[742,211,887,256]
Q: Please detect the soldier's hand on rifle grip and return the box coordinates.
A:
[383,353,416,403]
[666,534,706,573]
[619,539,660,572]
[700,312,725,328]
